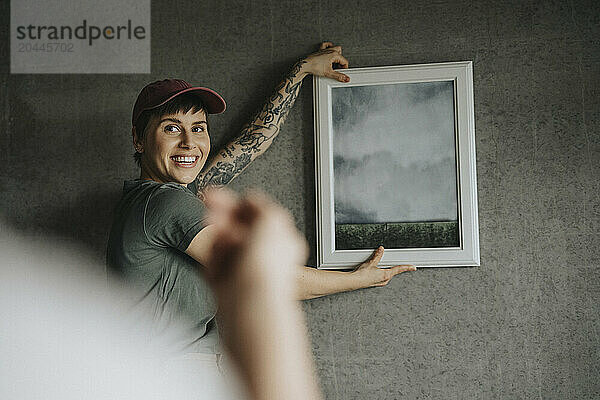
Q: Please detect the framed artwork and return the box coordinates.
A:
[313,61,479,269]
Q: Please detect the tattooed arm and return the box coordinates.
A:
[194,42,350,197]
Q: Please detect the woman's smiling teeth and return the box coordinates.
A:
[171,155,199,167]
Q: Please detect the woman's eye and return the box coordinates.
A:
[165,125,180,133]
[192,126,205,133]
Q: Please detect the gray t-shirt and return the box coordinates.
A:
[106,179,219,354]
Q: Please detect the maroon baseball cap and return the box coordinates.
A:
[132,78,226,126]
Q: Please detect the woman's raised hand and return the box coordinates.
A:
[300,41,350,83]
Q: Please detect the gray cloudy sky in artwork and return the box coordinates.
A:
[332,81,458,224]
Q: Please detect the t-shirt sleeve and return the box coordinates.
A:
[144,184,209,252]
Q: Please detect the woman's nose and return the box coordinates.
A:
[179,131,196,149]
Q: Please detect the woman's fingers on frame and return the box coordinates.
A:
[319,42,344,54]
[390,264,417,275]
[364,246,384,265]
[329,45,342,54]
[332,54,349,69]
[325,70,350,83]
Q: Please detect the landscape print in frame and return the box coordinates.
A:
[313,62,479,269]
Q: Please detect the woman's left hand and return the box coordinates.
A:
[352,246,416,288]
[300,41,350,83]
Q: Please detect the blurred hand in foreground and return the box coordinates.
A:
[203,187,321,400]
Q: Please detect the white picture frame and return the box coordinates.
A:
[313,61,479,269]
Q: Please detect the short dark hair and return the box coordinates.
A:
[133,92,209,167]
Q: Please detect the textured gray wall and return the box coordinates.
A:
[1,0,598,399]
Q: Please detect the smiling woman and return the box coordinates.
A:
[136,107,210,185]
[133,90,213,161]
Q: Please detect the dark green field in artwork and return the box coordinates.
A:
[335,221,459,250]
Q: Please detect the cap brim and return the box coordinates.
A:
[143,86,226,115]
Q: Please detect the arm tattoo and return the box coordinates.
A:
[234,60,306,154]
[220,144,236,159]
[196,60,307,196]
[234,122,278,153]
[199,153,252,190]
[273,59,305,125]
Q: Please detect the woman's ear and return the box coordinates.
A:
[132,127,143,153]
